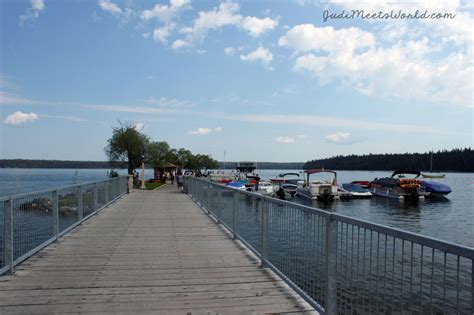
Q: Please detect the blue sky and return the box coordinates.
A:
[1,0,472,162]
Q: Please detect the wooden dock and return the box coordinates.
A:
[0,185,316,314]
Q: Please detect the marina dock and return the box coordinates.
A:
[0,185,315,314]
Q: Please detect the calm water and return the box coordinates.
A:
[0,168,473,247]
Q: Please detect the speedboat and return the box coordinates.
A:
[256,181,275,196]
[296,169,339,201]
[369,170,424,200]
[270,172,302,197]
[342,183,372,198]
[421,180,452,198]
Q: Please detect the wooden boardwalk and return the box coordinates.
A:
[0,185,316,314]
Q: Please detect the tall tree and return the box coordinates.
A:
[105,122,150,175]
[146,141,171,167]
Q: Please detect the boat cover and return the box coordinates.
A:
[421,180,452,193]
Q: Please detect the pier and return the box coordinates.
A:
[0,185,314,314]
[0,176,473,314]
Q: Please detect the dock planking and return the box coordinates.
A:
[0,184,316,314]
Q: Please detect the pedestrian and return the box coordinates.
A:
[177,171,184,191]
[170,172,174,185]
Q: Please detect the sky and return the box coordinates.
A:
[0,0,473,162]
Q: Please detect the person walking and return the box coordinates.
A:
[177,171,184,191]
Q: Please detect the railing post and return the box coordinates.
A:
[217,189,221,224]
[104,180,109,204]
[93,183,98,212]
[206,185,211,214]
[4,198,14,274]
[52,190,59,241]
[78,185,84,223]
[260,198,268,268]
[232,191,238,240]
[325,214,338,313]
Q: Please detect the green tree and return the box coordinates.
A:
[146,141,171,167]
[105,122,150,175]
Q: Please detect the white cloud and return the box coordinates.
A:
[280,23,473,108]
[174,1,242,48]
[142,32,151,39]
[171,39,190,49]
[241,16,278,37]
[275,136,295,144]
[141,0,190,22]
[98,0,123,16]
[240,47,273,69]
[224,47,235,55]
[19,0,45,25]
[325,132,358,144]
[278,24,375,53]
[145,96,194,108]
[41,114,86,122]
[189,127,222,135]
[214,113,440,134]
[0,91,54,106]
[4,111,38,125]
[153,24,175,43]
[83,104,171,114]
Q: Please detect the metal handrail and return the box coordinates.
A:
[186,176,474,314]
[0,176,128,275]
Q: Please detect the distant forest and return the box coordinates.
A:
[303,148,473,172]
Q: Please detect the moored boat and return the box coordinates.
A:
[369,170,424,200]
[341,183,372,198]
[270,172,302,197]
[296,169,339,201]
[421,180,452,198]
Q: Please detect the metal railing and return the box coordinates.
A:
[0,176,128,275]
[186,177,474,314]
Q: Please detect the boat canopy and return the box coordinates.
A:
[304,169,337,175]
[391,170,421,178]
[278,173,300,178]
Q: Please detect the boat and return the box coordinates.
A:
[422,151,445,178]
[270,172,302,197]
[421,180,452,198]
[296,169,339,201]
[341,183,372,198]
[255,181,275,196]
[368,170,424,200]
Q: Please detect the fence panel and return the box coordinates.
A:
[0,176,127,275]
[186,177,474,314]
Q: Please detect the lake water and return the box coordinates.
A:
[0,168,473,247]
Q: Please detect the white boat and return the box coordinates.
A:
[296,169,339,201]
[256,181,275,196]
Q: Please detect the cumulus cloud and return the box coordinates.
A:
[275,136,295,144]
[173,1,278,49]
[241,16,278,37]
[141,0,190,22]
[280,22,473,108]
[153,24,175,44]
[189,127,222,135]
[240,47,273,69]
[98,0,122,15]
[4,111,38,125]
[19,0,45,25]
[278,24,375,53]
[325,132,356,144]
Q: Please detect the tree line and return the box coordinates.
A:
[303,148,473,172]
